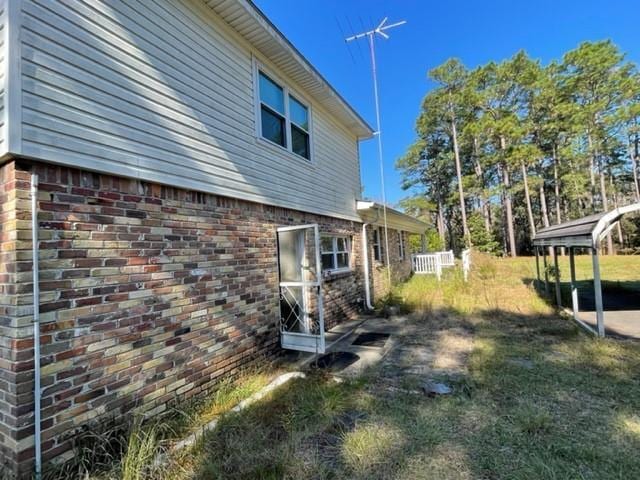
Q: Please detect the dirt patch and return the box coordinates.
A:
[378,316,475,388]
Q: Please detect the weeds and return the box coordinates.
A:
[49,255,640,479]
[120,421,161,480]
[340,423,404,476]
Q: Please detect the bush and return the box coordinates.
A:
[425,228,445,251]
[468,212,501,255]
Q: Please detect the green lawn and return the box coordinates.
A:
[60,254,640,480]
[533,253,640,307]
[543,252,640,288]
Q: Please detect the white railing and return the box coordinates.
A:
[462,249,471,282]
[412,253,442,280]
[437,250,455,267]
[412,249,468,281]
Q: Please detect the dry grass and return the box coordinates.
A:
[44,368,278,480]
[340,422,404,477]
[397,253,552,316]
[55,254,640,480]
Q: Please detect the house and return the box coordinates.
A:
[0,0,427,476]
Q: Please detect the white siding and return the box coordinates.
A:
[0,0,6,153]
[17,0,362,220]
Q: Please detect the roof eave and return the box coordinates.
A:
[205,0,374,139]
[356,200,428,234]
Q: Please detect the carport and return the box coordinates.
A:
[532,203,640,337]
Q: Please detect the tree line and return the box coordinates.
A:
[397,41,640,256]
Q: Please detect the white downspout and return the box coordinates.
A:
[361,223,374,310]
[361,206,380,311]
[31,174,41,480]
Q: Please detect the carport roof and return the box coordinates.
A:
[533,203,640,248]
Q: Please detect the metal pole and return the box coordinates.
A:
[367,33,391,285]
[534,247,541,289]
[592,247,605,337]
[569,247,579,320]
[553,246,562,307]
[31,174,41,480]
[542,247,550,297]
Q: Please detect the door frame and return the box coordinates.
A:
[276,224,325,353]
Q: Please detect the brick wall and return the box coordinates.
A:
[0,162,31,478]
[0,160,366,477]
[368,227,413,302]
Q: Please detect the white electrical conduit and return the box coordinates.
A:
[361,207,380,311]
[361,223,374,310]
[31,174,42,480]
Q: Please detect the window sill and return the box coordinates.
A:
[322,269,353,281]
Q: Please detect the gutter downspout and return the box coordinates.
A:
[361,207,380,311]
[31,174,41,480]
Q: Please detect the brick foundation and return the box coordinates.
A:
[0,160,373,477]
[0,162,29,478]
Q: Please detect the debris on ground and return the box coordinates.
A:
[422,381,453,397]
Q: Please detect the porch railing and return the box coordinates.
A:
[462,249,471,282]
[412,253,442,280]
[437,250,455,267]
[412,250,464,281]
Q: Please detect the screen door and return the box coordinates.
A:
[276,224,325,353]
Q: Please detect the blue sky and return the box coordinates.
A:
[255,0,640,208]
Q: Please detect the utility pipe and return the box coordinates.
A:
[361,223,374,310]
[361,208,380,311]
[31,174,41,480]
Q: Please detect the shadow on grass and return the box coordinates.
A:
[527,277,640,311]
[181,307,640,480]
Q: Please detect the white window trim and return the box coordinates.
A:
[373,227,384,264]
[321,235,352,273]
[253,58,315,163]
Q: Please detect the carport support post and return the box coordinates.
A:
[552,246,562,307]
[591,247,605,337]
[534,247,541,289]
[569,247,579,320]
[542,247,550,297]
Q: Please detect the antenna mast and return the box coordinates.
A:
[346,17,405,286]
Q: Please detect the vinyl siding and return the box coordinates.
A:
[17,0,363,220]
[0,0,6,152]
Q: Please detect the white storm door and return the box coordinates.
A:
[276,224,325,353]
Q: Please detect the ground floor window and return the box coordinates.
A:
[373,227,384,263]
[398,230,404,259]
[321,235,351,272]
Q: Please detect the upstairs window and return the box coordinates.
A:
[259,72,286,147]
[257,68,311,160]
[321,236,351,272]
[289,96,310,159]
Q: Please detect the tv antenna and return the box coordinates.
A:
[346,17,406,284]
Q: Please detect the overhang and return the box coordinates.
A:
[205,0,374,139]
[357,200,428,234]
[533,203,640,249]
